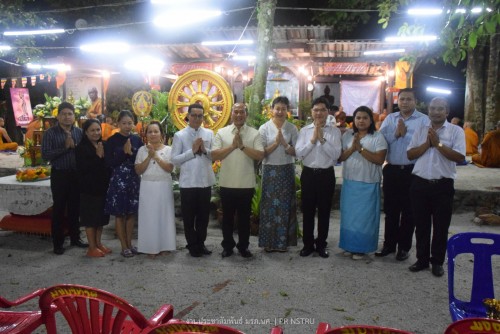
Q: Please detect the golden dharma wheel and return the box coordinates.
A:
[168,69,233,131]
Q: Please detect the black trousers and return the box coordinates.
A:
[300,166,336,251]
[410,176,454,265]
[220,187,254,252]
[382,164,415,252]
[50,169,80,249]
[180,187,211,251]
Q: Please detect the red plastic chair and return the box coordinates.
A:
[0,288,46,334]
[316,322,414,334]
[144,321,245,334]
[444,318,500,333]
[38,284,174,334]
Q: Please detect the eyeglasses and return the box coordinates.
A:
[189,113,204,119]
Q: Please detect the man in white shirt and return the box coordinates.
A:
[295,97,342,258]
[407,97,465,277]
[171,104,216,257]
[212,103,264,258]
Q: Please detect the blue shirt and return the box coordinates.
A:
[41,124,83,170]
[379,110,427,165]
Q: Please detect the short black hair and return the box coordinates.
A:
[188,103,204,114]
[272,96,290,108]
[58,101,75,113]
[311,97,330,110]
[117,110,134,122]
[398,88,416,98]
[82,118,101,133]
[146,120,165,138]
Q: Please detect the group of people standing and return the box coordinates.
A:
[41,89,466,278]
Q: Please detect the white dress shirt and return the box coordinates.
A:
[408,120,466,180]
[259,120,298,165]
[295,122,342,168]
[171,126,215,188]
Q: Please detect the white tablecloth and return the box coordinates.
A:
[0,175,52,215]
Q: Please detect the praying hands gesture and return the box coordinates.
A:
[96,142,104,158]
[233,130,243,149]
[275,128,288,147]
[123,138,133,155]
[64,131,75,149]
[395,118,407,138]
[192,137,205,155]
[311,121,324,144]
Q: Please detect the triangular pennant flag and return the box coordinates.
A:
[11,78,17,87]
[22,77,27,87]
[31,76,36,86]
[40,74,45,80]
[47,75,51,82]
[1,79,6,89]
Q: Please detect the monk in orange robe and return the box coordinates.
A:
[463,122,479,155]
[0,117,18,151]
[472,121,500,168]
[25,117,42,141]
[101,116,117,141]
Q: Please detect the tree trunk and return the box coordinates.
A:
[248,0,277,116]
[464,45,486,137]
[484,33,500,133]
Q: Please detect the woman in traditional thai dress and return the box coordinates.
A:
[338,106,387,260]
[135,121,176,258]
[258,96,298,252]
[104,110,143,258]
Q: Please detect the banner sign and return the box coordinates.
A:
[323,62,369,75]
[171,63,213,75]
[10,88,33,127]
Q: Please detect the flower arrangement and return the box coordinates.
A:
[34,94,61,118]
[34,94,84,118]
[73,97,91,115]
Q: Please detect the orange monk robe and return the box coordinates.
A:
[87,98,103,119]
[0,129,18,151]
[25,118,42,141]
[464,127,479,155]
[101,123,117,141]
[472,129,500,168]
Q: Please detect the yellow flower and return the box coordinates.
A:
[52,108,58,117]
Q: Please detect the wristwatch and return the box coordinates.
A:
[438,142,443,148]
[319,137,326,144]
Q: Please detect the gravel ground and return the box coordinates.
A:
[1,210,498,334]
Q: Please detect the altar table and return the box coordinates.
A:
[0,175,54,234]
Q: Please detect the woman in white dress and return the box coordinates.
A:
[135,121,176,258]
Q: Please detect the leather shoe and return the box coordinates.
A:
[317,249,329,258]
[375,247,395,257]
[201,245,212,255]
[189,249,202,258]
[409,261,429,272]
[396,250,409,261]
[221,249,233,258]
[71,239,89,248]
[432,264,444,277]
[299,247,314,257]
[53,247,65,255]
[239,249,253,258]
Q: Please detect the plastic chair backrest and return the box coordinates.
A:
[39,284,154,334]
[145,322,244,334]
[0,288,46,334]
[444,318,500,334]
[316,323,413,334]
[447,232,500,321]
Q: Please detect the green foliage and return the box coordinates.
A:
[314,0,377,35]
[147,90,176,138]
[251,175,262,219]
[0,1,58,63]
[298,99,312,121]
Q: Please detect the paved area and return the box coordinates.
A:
[1,210,499,334]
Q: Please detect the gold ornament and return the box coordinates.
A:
[168,69,233,131]
[132,91,153,117]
